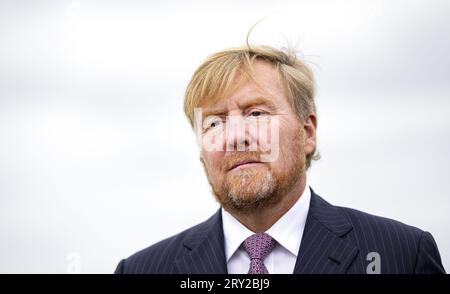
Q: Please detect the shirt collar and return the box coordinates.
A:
[221,178,311,261]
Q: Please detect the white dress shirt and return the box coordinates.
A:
[221,179,311,274]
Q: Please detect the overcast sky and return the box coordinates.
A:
[1,0,449,273]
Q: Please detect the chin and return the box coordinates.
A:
[227,173,274,202]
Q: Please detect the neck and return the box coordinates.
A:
[229,174,307,233]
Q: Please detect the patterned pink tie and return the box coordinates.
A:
[243,233,277,274]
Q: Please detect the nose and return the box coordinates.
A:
[225,115,251,152]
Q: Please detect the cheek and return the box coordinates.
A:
[276,122,304,164]
[202,151,225,174]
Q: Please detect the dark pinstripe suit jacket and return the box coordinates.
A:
[115,189,445,274]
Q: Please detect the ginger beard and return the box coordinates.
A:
[201,126,306,215]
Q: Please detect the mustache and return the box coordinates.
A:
[222,151,263,171]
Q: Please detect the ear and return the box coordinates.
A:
[303,113,318,156]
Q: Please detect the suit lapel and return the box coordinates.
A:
[173,209,228,274]
[293,190,359,273]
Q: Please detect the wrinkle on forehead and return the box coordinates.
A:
[198,60,279,102]
[200,61,287,116]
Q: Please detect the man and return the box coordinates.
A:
[115,45,445,274]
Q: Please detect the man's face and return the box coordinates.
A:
[198,61,316,214]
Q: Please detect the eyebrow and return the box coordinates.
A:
[239,96,277,112]
[202,96,277,118]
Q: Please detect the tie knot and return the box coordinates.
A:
[243,233,277,260]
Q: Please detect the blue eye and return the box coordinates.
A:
[250,111,264,117]
[210,119,223,128]
[203,115,225,133]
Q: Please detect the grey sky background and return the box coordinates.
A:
[1,0,449,273]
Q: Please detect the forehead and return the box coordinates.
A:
[201,61,287,113]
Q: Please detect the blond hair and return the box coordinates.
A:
[183,45,319,168]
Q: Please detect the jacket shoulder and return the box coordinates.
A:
[337,205,425,239]
[336,205,445,273]
[115,211,219,274]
